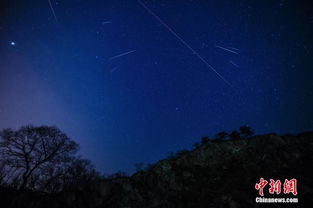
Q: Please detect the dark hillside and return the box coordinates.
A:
[1,132,313,207]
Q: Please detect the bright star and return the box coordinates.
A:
[10,42,16,46]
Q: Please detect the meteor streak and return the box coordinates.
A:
[227,46,240,51]
[137,0,233,88]
[109,50,136,60]
[214,45,239,54]
[110,66,119,73]
[102,21,112,25]
[48,0,58,23]
[230,60,239,68]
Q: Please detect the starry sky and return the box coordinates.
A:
[1,0,313,173]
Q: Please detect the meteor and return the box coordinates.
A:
[109,50,136,60]
[227,46,240,51]
[230,61,239,68]
[137,0,233,88]
[48,0,58,23]
[102,21,112,25]
[214,45,239,54]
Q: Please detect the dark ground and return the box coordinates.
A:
[1,132,313,208]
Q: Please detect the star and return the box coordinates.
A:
[10,41,16,46]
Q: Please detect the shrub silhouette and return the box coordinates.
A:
[193,142,200,148]
[229,131,241,140]
[239,126,254,139]
[215,131,228,141]
[175,149,189,157]
[200,136,210,145]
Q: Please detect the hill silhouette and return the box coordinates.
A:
[1,129,312,207]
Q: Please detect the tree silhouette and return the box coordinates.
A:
[215,131,228,140]
[229,131,241,140]
[0,161,6,185]
[61,158,99,192]
[201,136,210,145]
[239,126,254,139]
[175,149,189,157]
[193,142,200,148]
[0,125,78,190]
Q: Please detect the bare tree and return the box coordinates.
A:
[0,125,78,190]
[0,161,6,185]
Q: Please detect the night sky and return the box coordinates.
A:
[1,0,313,173]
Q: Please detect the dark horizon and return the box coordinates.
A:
[1,0,313,174]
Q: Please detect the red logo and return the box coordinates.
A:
[255,178,298,196]
[269,179,281,194]
[283,179,297,196]
[255,178,268,196]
